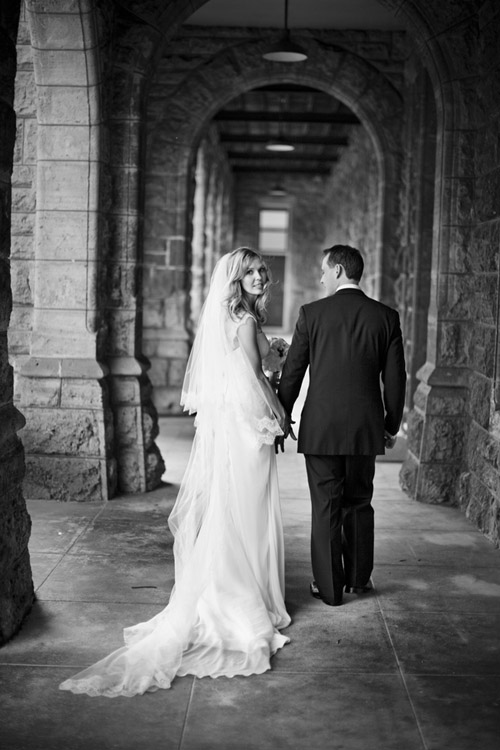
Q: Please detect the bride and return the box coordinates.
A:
[59,248,293,697]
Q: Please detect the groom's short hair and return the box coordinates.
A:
[323,245,364,282]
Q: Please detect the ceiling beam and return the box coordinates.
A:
[227,152,339,162]
[214,111,361,124]
[220,133,349,146]
[233,165,331,174]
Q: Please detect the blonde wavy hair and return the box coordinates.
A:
[224,247,272,325]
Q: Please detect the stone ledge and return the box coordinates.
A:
[20,357,108,379]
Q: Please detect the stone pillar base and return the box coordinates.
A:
[400,363,469,506]
[108,357,165,493]
[19,358,116,502]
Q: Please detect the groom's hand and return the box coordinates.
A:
[275,418,297,453]
[384,430,397,449]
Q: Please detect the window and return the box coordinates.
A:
[259,209,289,328]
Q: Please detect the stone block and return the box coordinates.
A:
[472,274,498,325]
[399,453,418,498]
[10,211,35,236]
[10,235,34,260]
[157,337,189,359]
[168,358,187,387]
[114,405,139,447]
[11,186,35,213]
[116,448,145,494]
[469,222,500,273]
[12,166,35,189]
[425,386,468,417]
[38,161,98,212]
[109,377,140,406]
[470,323,495,377]
[10,259,33,306]
[168,237,187,267]
[106,309,136,357]
[31,310,97,359]
[27,11,95,51]
[107,262,137,308]
[438,321,472,367]
[35,259,89,309]
[22,407,105,457]
[148,357,168,387]
[19,376,60,407]
[37,209,98,260]
[143,303,165,330]
[420,415,466,463]
[13,71,37,117]
[416,462,459,506]
[37,84,99,126]
[60,378,105,408]
[38,123,99,161]
[468,372,491,429]
[35,49,99,87]
[23,118,38,165]
[24,455,108,502]
[461,470,494,536]
[476,169,500,223]
[153,385,184,416]
[406,408,423,457]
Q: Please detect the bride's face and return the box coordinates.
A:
[241,258,268,299]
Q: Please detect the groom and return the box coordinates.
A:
[277,245,406,607]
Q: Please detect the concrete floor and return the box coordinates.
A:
[1,416,500,749]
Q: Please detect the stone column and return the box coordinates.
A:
[105,42,166,490]
[400,122,473,504]
[18,1,116,502]
[0,0,34,644]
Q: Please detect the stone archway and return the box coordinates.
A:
[143,37,404,413]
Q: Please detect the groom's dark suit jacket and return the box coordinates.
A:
[278,288,406,456]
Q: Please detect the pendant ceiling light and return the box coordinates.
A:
[262,0,308,63]
[265,95,295,152]
[269,183,287,197]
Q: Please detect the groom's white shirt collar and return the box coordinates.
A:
[336,283,360,292]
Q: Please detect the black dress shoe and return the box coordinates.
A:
[345,583,373,594]
[310,581,342,607]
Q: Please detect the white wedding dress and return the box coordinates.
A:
[59,259,291,698]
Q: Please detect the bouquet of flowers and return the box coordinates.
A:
[262,337,290,387]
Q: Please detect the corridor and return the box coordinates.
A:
[1,417,499,750]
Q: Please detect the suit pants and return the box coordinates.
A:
[304,454,376,603]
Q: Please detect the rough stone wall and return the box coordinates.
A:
[9,1,166,499]
[143,126,233,414]
[10,8,35,395]
[233,172,328,332]
[397,52,436,410]
[322,127,380,299]
[0,0,34,644]
[399,1,491,532]
[457,1,500,546]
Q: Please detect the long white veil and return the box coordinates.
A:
[180,253,233,416]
